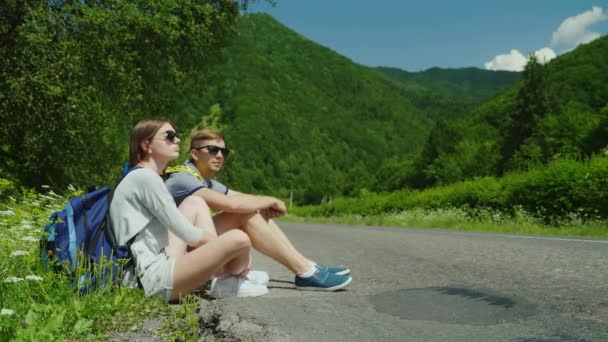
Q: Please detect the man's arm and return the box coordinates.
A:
[227,189,286,220]
[226,189,243,196]
[194,188,286,215]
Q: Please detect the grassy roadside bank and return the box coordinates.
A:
[0,185,202,341]
[281,207,608,238]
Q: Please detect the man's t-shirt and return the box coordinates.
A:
[164,160,228,206]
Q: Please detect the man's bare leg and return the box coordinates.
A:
[166,196,217,258]
[213,212,313,275]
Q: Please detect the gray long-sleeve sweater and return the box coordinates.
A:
[110,167,202,277]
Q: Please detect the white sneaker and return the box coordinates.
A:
[246,270,270,286]
[209,275,269,298]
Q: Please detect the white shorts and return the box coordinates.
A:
[139,253,175,301]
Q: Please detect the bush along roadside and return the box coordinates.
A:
[0,179,197,340]
[290,156,608,236]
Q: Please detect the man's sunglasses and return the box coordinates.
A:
[195,145,230,157]
[160,130,179,142]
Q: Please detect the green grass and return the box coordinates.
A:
[283,206,608,238]
[0,184,203,341]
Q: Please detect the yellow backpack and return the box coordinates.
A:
[164,165,219,213]
[164,165,205,183]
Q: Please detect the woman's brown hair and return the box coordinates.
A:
[128,118,175,167]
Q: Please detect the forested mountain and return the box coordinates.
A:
[408,35,608,188]
[0,7,519,203]
[184,13,517,203]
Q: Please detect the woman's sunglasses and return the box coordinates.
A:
[160,130,179,142]
[195,145,230,157]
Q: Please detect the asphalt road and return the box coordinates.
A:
[200,222,608,342]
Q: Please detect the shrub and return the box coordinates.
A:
[293,155,608,223]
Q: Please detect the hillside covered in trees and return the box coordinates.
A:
[185,13,518,203]
[402,35,608,189]
[1,7,519,205]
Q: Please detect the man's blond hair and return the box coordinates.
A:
[190,128,225,150]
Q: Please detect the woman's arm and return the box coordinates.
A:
[136,169,204,246]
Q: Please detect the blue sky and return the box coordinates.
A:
[249,1,608,71]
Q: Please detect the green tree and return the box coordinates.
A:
[500,55,552,172]
[516,102,601,164]
[413,119,463,187]
[582,104,608,155]
[0,0,242,189]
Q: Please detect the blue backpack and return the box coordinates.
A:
[41,173,137,293]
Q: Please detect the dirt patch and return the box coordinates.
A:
[199,300,290,342]
[108,314,166,342]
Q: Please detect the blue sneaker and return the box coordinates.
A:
[295,266,352,291]
[316,264,350,276]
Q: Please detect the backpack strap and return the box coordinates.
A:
[84,167,138,258]
[82,189,104,258]
[165,165,205,183]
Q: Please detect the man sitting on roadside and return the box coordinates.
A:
[164,128,352,297]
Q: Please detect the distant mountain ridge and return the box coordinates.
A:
[376,66,520,101]
[184,13,520,203]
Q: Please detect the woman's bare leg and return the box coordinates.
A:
[171,229,251,301]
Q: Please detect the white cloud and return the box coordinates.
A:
[484,47,556,72]
[484,49,527,71]
[532,47,557,63]
[551,6,607,51]
[484,7,605,71]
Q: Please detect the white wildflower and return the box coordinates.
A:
[41,185,50,189]
[68,184,76,191]
[4,277,24,283]
[48,190,62,199]
[25,275,43,281]
[1,309,14,316]
[39,195,55,201]
[21,236,38,242]
[0,210,15,216]
[10,250,29,257]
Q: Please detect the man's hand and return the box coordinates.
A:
[260,207,283,221]
[270,198,287,214]
[258,197,287,220]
